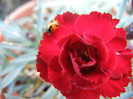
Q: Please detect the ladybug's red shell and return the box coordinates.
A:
[46,19,59,33]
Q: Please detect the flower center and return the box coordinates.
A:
[70,42,95,66]
[69,42,98,77]
[81,50,91,62]
[74,50,91,66]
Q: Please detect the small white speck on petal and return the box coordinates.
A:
[116,52,120,55]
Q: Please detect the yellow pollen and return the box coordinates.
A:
[84,51,88,57]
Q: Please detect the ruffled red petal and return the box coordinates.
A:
[115,28,126,38]
[118,49,133,56]
[59,39,75,76]
[36,53,49,82]
[48,56,72,93]
[101,50,116,72]
[75,11,119,43]
[55,11,79,32]
[111,50,132,79]
[57,33,86,48]
[39,33,60,62]
[107,36,127,51]
[96,75,130,98]
[61,85,100,99]
[70,74,104,89]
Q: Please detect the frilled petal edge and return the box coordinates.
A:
[36,53,49,82]
[75,11,119,43]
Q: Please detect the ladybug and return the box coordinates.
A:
[46,19,59,34]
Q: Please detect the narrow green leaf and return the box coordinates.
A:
[1,30,24,42]
[1,64,17,76]
[0,50,6,65]
[37,3,44,35]
[2,49,18,58]
[0,21,26,42]
[0,43,24,50]
[13,84,29,92]
[7,82,15,94]
[41,86,58,99]
[116,0,127,19]
[5,17,21,31]
[0,20,19,32]
[0,43,36,52]
[0,63,26,89]
[10,53,37,64]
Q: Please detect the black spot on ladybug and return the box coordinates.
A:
[50,26,52,29]
[46,27,51,33]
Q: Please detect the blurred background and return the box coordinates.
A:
[0,0,31,19]
[0,0,133,99]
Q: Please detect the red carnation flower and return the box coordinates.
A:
[36,11,132,99]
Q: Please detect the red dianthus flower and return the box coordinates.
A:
[36,11,132,99]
